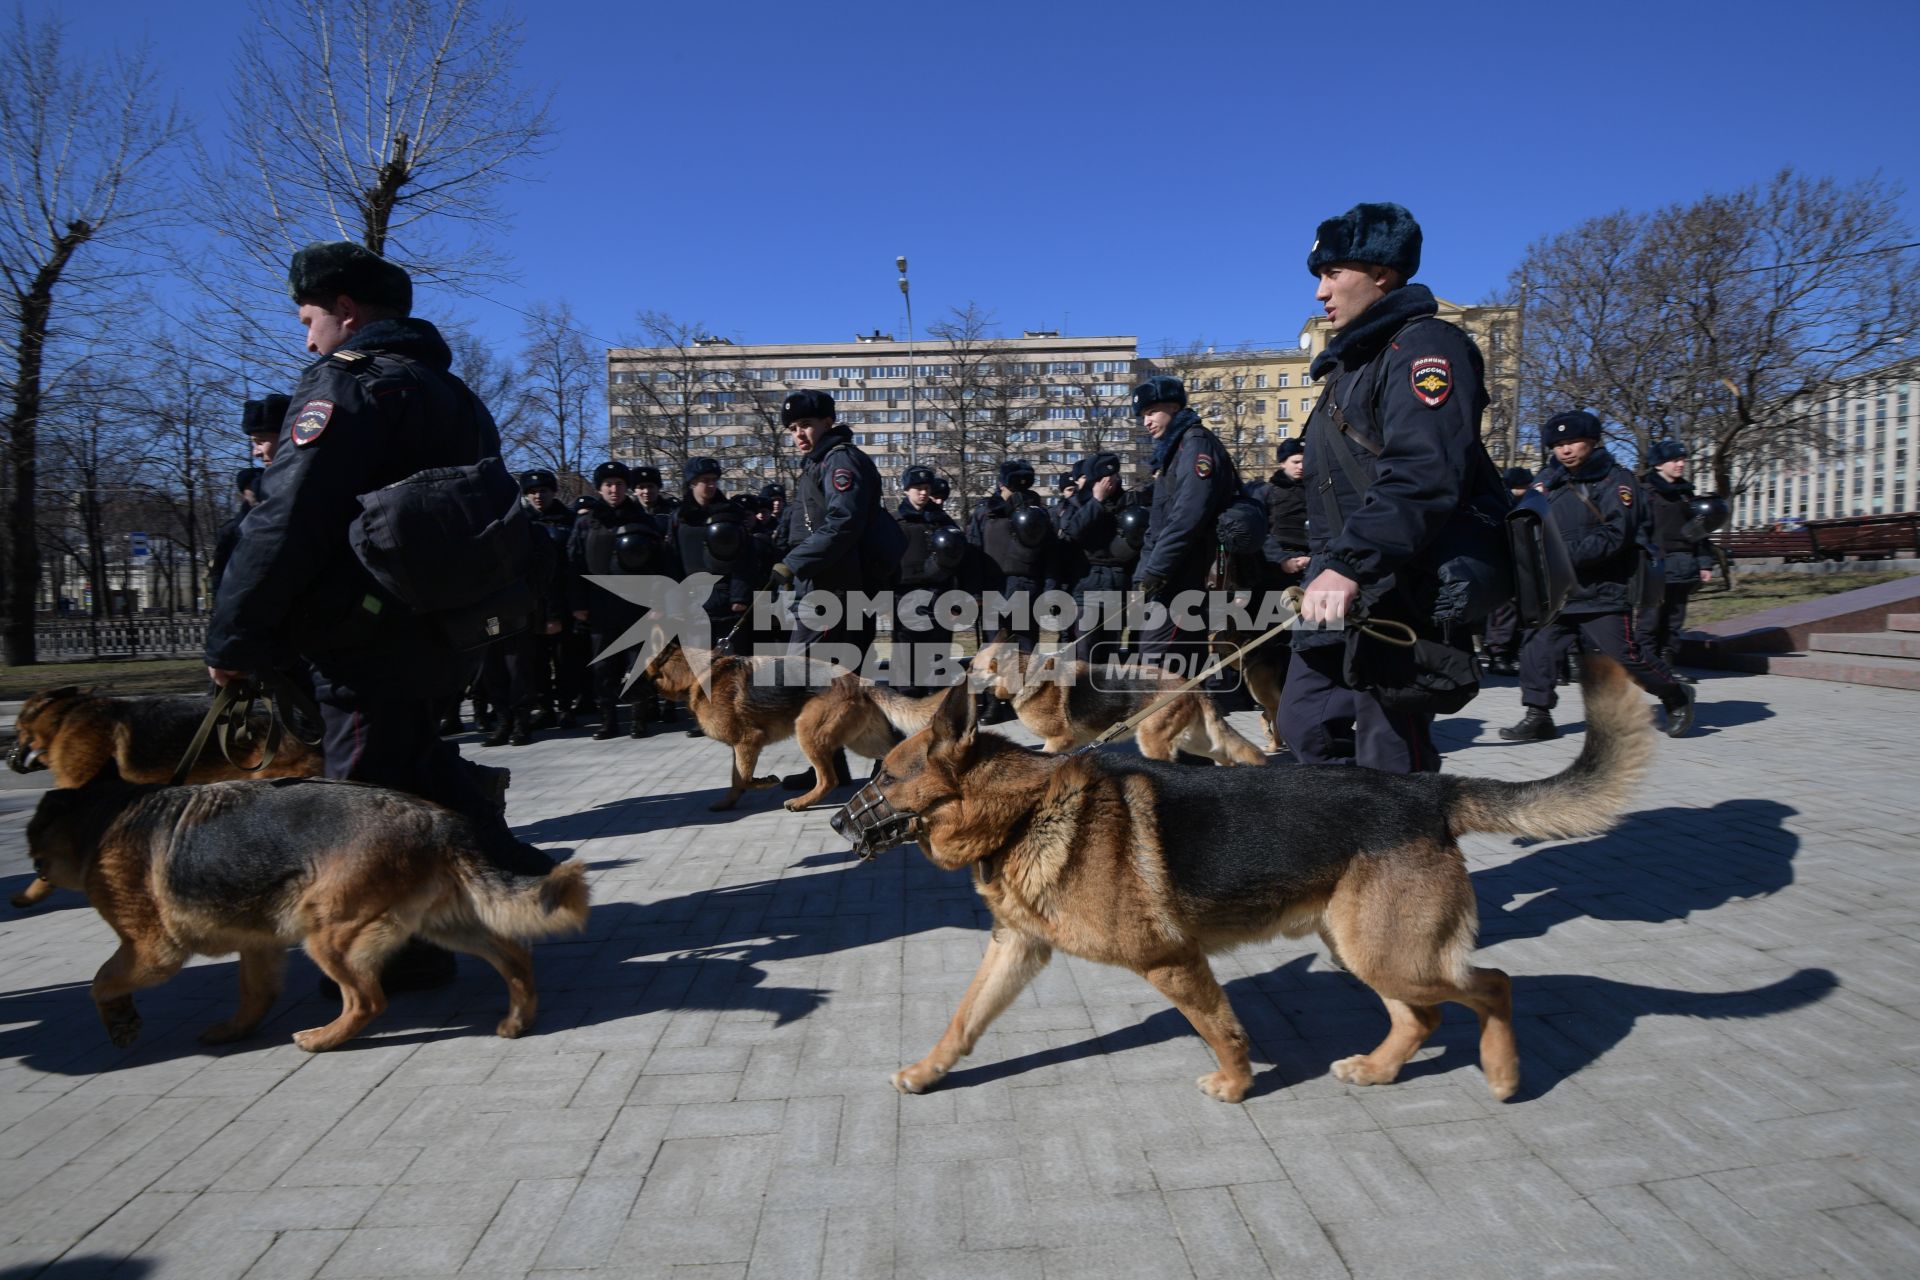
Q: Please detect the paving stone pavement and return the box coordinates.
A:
[0,667,1917,1278]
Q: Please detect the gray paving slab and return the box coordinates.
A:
[0,667,1918,1276]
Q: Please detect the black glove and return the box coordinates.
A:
[1135,573,1167,600]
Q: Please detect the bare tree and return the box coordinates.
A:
[130,338,239,615]
[0,15,188,662]
[608,311,761,486]
[196,0,553,381]
[917,304,1055,520]
[1510,170,1920,494]
[507,301,600,483]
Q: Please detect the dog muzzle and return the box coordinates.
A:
[831,781,925,861]
[7,740,42,774]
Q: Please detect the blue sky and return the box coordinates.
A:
[32,0,1920,361]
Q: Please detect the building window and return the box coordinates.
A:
[1255,399,1267,414]
[1277,374,1290,388]
[1232,375,1245,390]
[1256,374,1268,389]
[1276,400,1289,418]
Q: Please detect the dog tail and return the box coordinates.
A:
[451,859,591,940]
[1196,697,1268,766]
[1444,656,1654,841]
[868,684,953,736]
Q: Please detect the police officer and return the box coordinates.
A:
[666,456,760,666]
[1264,440,1310,584]
[205,240,551,989]
[631,465,674,518]
[1641,439,1714,676]
[771,388,903,789]
[892,464,962,690]
[244,392,292,468]
[928,475,951,508]
[1480,466,1536,675]
[967,459,1053,657]
[1501,411,1695,741]
[1132,374,1241,658]
[568,461,665,740]
[209,467,262,603]
[476,471,568,747]
[520,470,584,728]
[1278,201,1510,774]
[1057,451,1141,655]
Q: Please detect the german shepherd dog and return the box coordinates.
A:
[642,640,949,811]
[1207,625,1289,753]
[832,657,1653,1103]
[7,687,322,908]
[969,639,1267,764]
[25,772,588,1052]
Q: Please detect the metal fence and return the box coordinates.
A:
[35,617,210,660]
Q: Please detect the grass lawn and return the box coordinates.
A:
[1688,570,1916,627]
[0,657,208,701]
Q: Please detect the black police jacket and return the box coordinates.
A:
[893,498,959,589]
[667,494,759,616]
[786,426,904,592]
[1643,471,1711,583]
[208,505,250,602]
[566,495,658,629]
[1139,409,1240,588]
[1538,449,1650,613]
[1058,488,1141,570]
[1263,475,1308,563]
[970,492,1051,582]
[205,318,500,701]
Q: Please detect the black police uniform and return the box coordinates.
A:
[784,424,902,662]
[968,471,1053,655]
[1481,467,1535,673]
[208,484,255,603]
[527,496,584,723]
[892,490,961,688]
[204,315,547,876]
[1276,283,1506,774]
[1057,478,1142,654]
[1262,466,1309,582]
[1512,446,1688,720]
[666,488,761,655]
[1641,468,1713,668]
[1135,407,1241,656]
[567,492,662,735]
[479,481,568,745]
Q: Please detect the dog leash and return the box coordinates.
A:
[171,671,324,785]
[1076,587,1418,753]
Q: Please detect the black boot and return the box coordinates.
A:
[1662,684,1697,738]
[509,714,532,747]
[592,706,622,741]
[528,705,557,730]
[482,716,513,747]
[1498,707,1558,742]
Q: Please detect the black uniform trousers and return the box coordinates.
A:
[891,587,955,689]
[1639,583,1694,665]
[1072,564,1131,664]
[1278,645,1438,774]
[1518,609,1685,710]
[319,696,553,876]
[1482,600,1520,661]
[1134,572,1207,659]
[588,623,641,716]
[480,629,539,721]
[992,573,1045,654]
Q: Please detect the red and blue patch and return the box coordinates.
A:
[1409,356,1452,408]
[291,399,333,446]
[831,467,854,493]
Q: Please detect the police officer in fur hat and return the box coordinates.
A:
[205,240,550,991]
[242,393,293,469]
[473,470,569,746]
[568,461,668,739]
[209,466,263,603]
[892,464,962,691]
[666,456,760,672]
[1132,374,1242,656]
[966,458,1053,663]
[1057,451,1141,655]
[518,469,586,728]
[1640,439,1714,675]
[1500,411,1695,742]
[771,388,905,790]
[1279,202,1510,773]
[1479,466,1537,675]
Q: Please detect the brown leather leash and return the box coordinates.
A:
[171,672,323,785]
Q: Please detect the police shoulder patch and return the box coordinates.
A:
[1410,355,1452,408]
[831,467,854,493]
[291,400,334,446]
[1618,485,1634,507]
[1194,453,1214,479]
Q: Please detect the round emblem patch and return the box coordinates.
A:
[1409,356,1452,408]
[1195,454,1214,479]
[831,468,854,493]
[1618,485,1634,507]
[291,399,334,446]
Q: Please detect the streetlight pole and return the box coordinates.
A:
[898,255,916,468]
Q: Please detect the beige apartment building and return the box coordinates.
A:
[1143,297,1522,478]
[1729,358,1917,529]
[606,331,1138,500]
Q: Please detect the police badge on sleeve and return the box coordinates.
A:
[292,400,334,446]
[831,467,854,493]
[1410,356,1452,408]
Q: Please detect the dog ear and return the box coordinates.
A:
[930,680,976,749]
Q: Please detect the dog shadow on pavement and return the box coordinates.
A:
[1476,798,1799,945]
[932,955,1838,1102]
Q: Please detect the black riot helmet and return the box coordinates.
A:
[614,522,660,572]
[1116,506,1150,549]
[1010,504,1050,549]
[705,518,746,567]
[1688,495,1730,533]
[929,525,966,569]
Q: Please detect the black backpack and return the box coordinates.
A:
[348,456,544,651]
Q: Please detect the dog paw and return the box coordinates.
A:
[1330,1054,1399,1087]
[751,775,780,789]
[1485,1066,1521,1102]
[106,1013,142,1048]
[292,1027,343,1053]
[891,1062,947,1095]
[782,797,815,813]
[1196,1071,1251,1103]
[496,1014,531,1039]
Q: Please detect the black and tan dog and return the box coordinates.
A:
[643,640,949,811]
[833,657,1653,1103]
[969,640,1267,764]
[26,771,588,1052]
[7,687,323,908]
